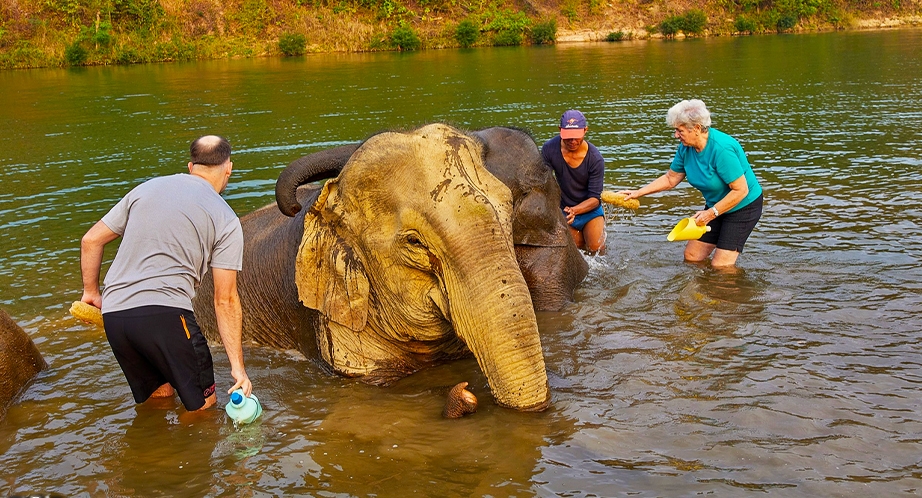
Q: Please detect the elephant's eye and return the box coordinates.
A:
[404,232,426,249]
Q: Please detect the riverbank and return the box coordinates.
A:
[555,14,922,42]
[1,0,920,69]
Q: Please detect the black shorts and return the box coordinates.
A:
[103,305,215,411]
[699,194,763,253]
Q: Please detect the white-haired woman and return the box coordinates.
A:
[619,100,763,267]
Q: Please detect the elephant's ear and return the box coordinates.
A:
[295,178,369,331]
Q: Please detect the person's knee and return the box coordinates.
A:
[582,218,606,252]
[586,234,605,253]
[711,249,740,267]
[683,241,713,262]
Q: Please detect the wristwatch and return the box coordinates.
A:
[711,207,719,217]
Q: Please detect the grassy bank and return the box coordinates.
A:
[1,0,919,69]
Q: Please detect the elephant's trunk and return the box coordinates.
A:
[445,251,550,411]
[276,143,360,216]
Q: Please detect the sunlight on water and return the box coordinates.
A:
[1,29,921,496]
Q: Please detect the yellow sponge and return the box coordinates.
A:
[70,301,104,328]
[601,191,640,210]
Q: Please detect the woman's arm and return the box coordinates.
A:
[617,169,685,200]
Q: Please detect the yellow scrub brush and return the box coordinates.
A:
[70,301,104,328]
[600,191,640,210]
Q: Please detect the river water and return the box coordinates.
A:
[1,29,921,496]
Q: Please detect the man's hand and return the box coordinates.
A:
[563,206,576,225]
[227,368,252,397]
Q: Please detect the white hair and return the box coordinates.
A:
[666,99,712,130]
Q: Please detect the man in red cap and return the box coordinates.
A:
[541,109,607,254]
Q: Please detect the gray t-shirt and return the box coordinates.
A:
[101,173,243,313]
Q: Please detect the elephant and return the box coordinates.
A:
[0,308,47,421]
[272,126,589,311]
[194,124,557,411]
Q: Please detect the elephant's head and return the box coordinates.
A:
[275,126,589,313]
[287,124,549,411]
[473,127,589,311]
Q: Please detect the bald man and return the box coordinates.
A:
[80,135,251,413]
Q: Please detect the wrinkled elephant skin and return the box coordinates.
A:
[0,308,47,421]
[472,127,589,311]
[195,124,551,411]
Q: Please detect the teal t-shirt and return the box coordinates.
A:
[670,128,762,212]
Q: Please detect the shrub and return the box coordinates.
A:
[659,15,682,37]
[530,18,556,45]
[455,19,479,47]
[734,16,757,34]
[776,15,798,32]
[606,30,634,41]
[279,32,307,56]
[64,42,87,65]
[389,23,421,50]
[493,29,522,46]
[681,10,707,34]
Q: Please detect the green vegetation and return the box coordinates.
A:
[0,0,915,68]
[64,42,88,66]
[776,14,799,32]
[389,23,421,50]
[530,18,557,45]
[455,19,479,48]
[279,33,307,56]
[605,31,634,42]
[681,10,708,34]
[734,16,758,34]
[659,9,708,37]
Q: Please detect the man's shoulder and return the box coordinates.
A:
[134,173,198,192]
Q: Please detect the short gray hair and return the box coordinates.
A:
[666,99,711,131]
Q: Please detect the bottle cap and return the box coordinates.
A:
[231,391,243,404]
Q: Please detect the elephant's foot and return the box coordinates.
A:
[442,382,478,418]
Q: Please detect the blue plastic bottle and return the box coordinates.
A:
[225,389,263,424]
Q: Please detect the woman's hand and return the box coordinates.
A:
[693,208,718,226]
[616,189,639,200]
